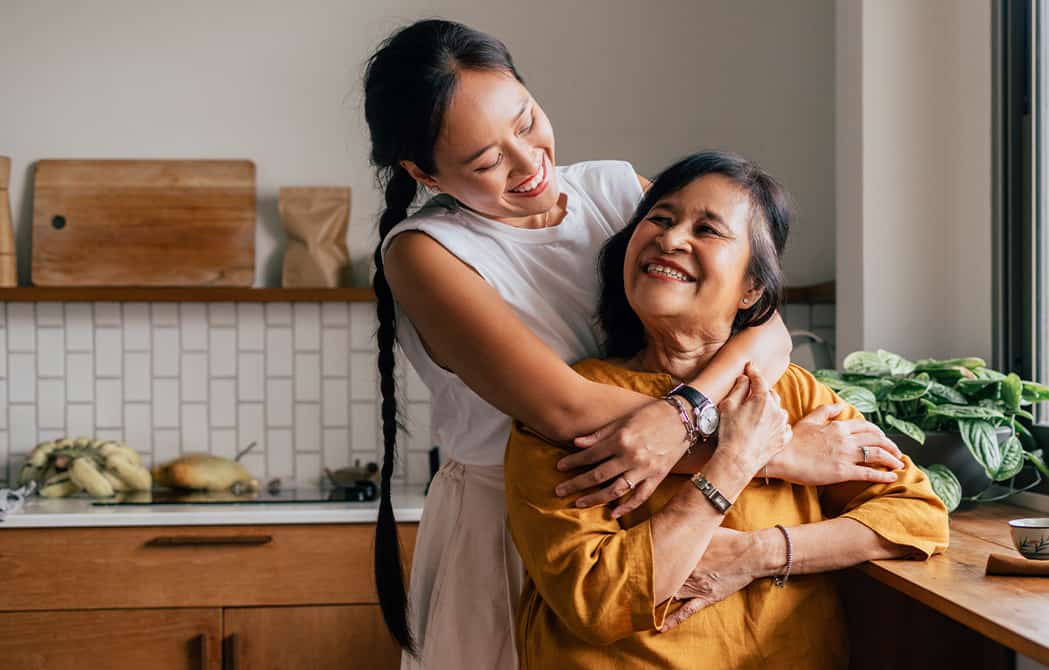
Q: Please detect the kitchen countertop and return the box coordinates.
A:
[0,484,427,528]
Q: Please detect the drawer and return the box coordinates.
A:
[0,523,417,611]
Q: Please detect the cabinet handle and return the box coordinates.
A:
[197,633,211,669]
[223,633,240,670]
[146,535,273,547]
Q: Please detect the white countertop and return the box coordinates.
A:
[0,485,427,528]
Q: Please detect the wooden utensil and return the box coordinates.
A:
[0,156,17,286]
[31,159,256,286]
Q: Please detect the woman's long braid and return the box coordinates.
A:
[373,166,420,654]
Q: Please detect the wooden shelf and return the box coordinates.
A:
[783,281,835,305]
[0,287,377,302]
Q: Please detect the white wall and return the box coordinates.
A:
[0,0,836,288]
[835,0,993,363]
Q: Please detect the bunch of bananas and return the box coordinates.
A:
[17,437,151,498]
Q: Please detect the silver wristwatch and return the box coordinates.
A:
[667,383,720,439]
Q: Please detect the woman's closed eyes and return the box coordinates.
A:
[474,111,537,172]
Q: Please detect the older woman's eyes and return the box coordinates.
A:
[646,216,673,227]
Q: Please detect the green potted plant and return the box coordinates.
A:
[815,350,1049,512]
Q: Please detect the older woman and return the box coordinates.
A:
[505,152,950,669]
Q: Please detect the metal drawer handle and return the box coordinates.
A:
[146,535,273,547]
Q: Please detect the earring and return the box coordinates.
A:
[742,298,749,305]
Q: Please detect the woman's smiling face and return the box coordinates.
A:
[623,173,761,337]
[402,68,559,222]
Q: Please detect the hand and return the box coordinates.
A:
[714,363,792,479]
[660,528,757,632]
[770,404,904,486]
[555,398,690,518]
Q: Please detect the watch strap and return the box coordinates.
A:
[689,472,732,514]
[668,383,711,413]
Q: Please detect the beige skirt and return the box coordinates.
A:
[401,460,525,670]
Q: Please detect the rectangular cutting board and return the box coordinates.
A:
[32,160,256,286]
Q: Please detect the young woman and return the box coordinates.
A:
[363,19,903,669]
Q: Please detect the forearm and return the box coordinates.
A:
[747,517,911,580]
[650,452,753,602]
[683,311,791,402]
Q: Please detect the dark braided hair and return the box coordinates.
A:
[363,18,523,655]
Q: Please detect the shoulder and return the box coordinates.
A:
[558,160,645,232]
[773,364,863,423]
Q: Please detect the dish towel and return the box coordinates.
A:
[0,481,35,522]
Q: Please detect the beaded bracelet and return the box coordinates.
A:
[773,524,793,587]
[663,395,698,453]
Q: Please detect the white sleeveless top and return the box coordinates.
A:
[381,160,644,466]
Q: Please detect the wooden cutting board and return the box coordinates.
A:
[32,160,256,286]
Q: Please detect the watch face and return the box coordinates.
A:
[698,405,720,436]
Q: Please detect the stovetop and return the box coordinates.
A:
[90,483,377,506]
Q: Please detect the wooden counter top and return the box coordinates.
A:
[855,502,1049,666]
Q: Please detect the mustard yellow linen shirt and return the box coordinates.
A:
[505,360,950,670]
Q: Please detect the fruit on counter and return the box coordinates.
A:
[17,437,152,499]
[152,453,259,492]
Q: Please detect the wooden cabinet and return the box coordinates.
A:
[0,522,416,669]
[0,608,221,669]
[224,605,400,670]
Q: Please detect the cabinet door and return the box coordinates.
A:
[0,608,221,670]
[224,605,401,670]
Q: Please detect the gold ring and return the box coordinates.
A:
[622,476,635,490]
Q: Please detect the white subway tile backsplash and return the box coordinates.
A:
[405,450,432,488]
[96,379,122,428]
[9,354,35,403]
[37,329,65,377]
[67,404,94,438]
[349,303,376,350]
[237,304,264,350]
[125,404,152,456]
[65,304,93,351]
[153,329,180,377]
[0,300,449,487]
[8,304,35,352]
[295,452,322,486]
[66,353,93,402]
[267,428,293,477]
[123,303,151,350]
[322,328,349,378]
[293,303,321,351]
[124,352,151,401]
[38,379,65,430]
[181,353,208,403]
[266,328,293,377]
[10,405,36,455]
[266,303,292,326]
[180,304,208,350]
[153,379,179,428]
[350,353,377,400]
[209,302,236,326]
[210,379,236,428]
[238,352,264,401]
[322,378,349,427]
[238,402,266,457]
[153,429,181,465]
[95,302,121,327]
[295,403,321,452]
[295,353,321,402]
[209,329,237,377]
[95,328,123,377]
[181,404,208,452]
[151,304,178,327]
[350,402,378,461]
[266,378,293,427]
[211,428,237,459]
[322,302,348,326]
[323,427,351,470]
[36,303,63,327]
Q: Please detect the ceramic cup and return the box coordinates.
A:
[1008,518,1049,560]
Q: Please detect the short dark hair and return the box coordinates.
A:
[597,151,792,359]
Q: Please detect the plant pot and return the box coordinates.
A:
[888,427,1012,498]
